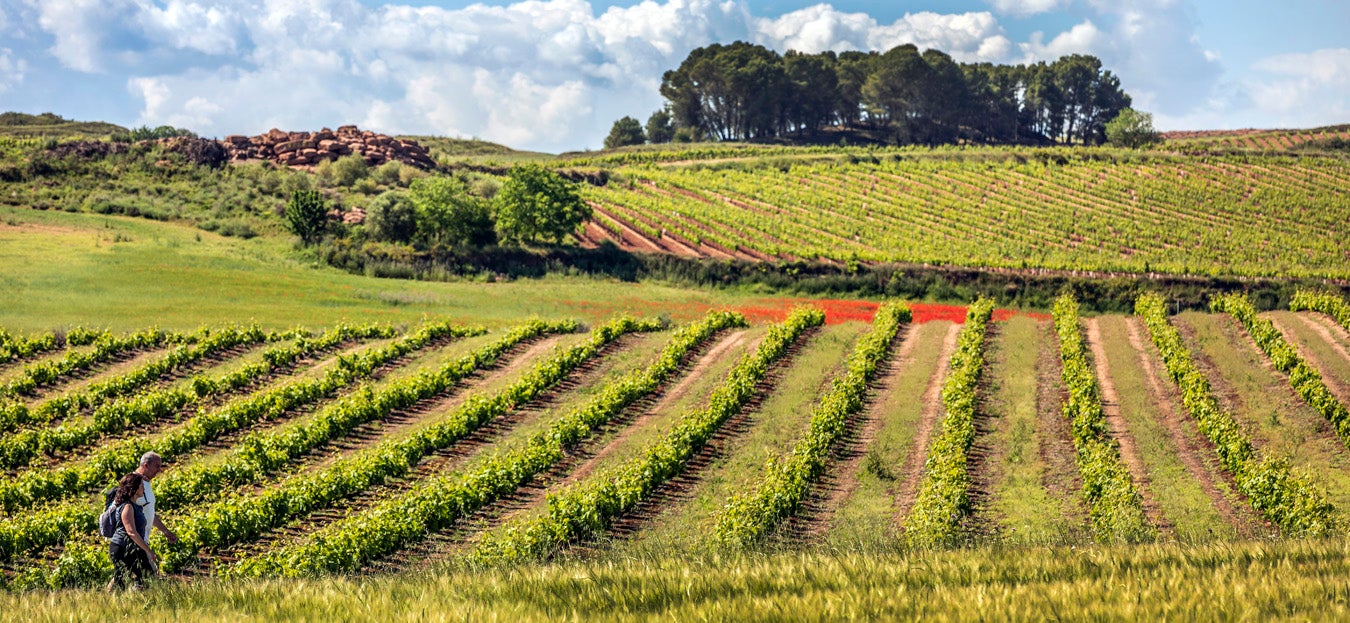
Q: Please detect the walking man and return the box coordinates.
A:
[133,452,178,548]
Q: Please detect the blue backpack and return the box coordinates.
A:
[97,489,141,539]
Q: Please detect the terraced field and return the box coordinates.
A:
[2,289,1347,590]
[576,154,1350,279]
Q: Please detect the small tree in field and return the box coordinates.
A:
[285,190,328,245]
[604,116,646,149]
[408,176,495,247]
[493,165,591,245]
[1106,108,1161,149]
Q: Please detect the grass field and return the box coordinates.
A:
[4,148,1350,618]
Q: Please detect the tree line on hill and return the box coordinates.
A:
[606,42,1135,148]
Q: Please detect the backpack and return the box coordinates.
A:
[97,489,120,539]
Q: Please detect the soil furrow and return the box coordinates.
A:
[892,322,962,525]
[1035,320,1089,530]
[1268,315,1350,404]
[1123,318,1267,537]
[785,325,916,541]
[1084,318,1171,534]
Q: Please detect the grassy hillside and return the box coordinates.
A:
[0,112,126,140]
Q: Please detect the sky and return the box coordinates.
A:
[0,0,1346,152]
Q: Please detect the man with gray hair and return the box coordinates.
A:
[132,452,178,546]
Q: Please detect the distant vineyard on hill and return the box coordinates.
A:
[575,154,1350,280]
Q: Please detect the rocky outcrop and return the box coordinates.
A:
[222,125,437,170]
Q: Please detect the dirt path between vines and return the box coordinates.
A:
[556,330,750,487]
[1085,318,1170,533]
[790,325,917,540]
[1124,318,1265,537]
[1306,313,1350,358]
[1035,320,1089,530]
[892,323,961,526]
[1270,315,1350,404]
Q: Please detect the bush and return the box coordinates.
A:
[366,191,418,243]
[1105,108,1160,149]
[604,116,646,149]
[373,161,403,186]
[285,190,328,245]
[408,177,495,247]
[493,164,590,245]
[330,154,369,187]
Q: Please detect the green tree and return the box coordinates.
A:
[408,176,495,247]
[493,165,591,245]
[645,109,675,144]
[365,191,418,243]
[1105,108,1161,149]
[604,116,646,149]
[284,190,328,245]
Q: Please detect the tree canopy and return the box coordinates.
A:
[652,42,1133,146]
[493,165,591,245]
[604,116,646,149]
[408,176,495,247]
[1105,108,1161,149]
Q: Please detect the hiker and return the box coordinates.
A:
[105,472,157,591]
[132,451,179,547]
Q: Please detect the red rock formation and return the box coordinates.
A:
[221,125,437,170]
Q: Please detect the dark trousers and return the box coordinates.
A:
[109,541,151,589]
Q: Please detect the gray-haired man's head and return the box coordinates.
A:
[137,451,163,479]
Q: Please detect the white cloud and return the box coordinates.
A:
[985,0,1067,18]
[1246,48,1350,125]
[754,7,1010,62]
[0,47,25,93]
[1017,0,1222,117]
[19,0,1335,147]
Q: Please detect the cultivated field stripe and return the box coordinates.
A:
[0,324,472,567]
[0,322,461,515]
[1033,319,1090,538]
[0,327,281,469]
[717,304,909,546]
[0,328,189,401]
[891,323,961,525]
[553,329,752,488]
[1267,313,1350,405]
[1054,296,1153,544]
[979,316,1083,545]
[0,328,109,373]
[796,323,918,540]
[468,308,822,563]
[1085,317,1169,534]
[905,300,997,547]
[1214,296,1350,451]
[1120,317,1265,538]
[1140,298,1337,537]
[214,332,645,566]
[1296,314,1350,369]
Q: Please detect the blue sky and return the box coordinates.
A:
[0,0,1346,151]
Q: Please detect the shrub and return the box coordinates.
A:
[285,190,328,245]
[365,191,418,243]
[493,164,590,245]
[409,176,495,247]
